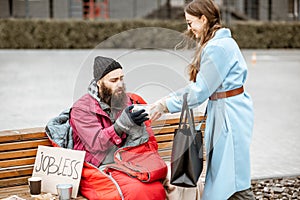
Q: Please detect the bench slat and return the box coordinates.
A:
[152,123,201,135]
[151,115,204,126]
[0,185,31,199]
[160,156,171,162]
[0,128,46,143]
[158,149,172,158]
[0,149,38,160]
[0,175,30,188]
[155,134,174,142]
[152,125,177,135]
[157,141,173,149]
[0,166,33,179]
[151,118,179,126]
[0,157,36,168]
[0,139,51,151]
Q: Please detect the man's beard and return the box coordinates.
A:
[99,82,127,111]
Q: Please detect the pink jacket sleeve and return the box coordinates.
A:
[70,106,124,153]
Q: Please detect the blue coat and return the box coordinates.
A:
[165,28,254,199]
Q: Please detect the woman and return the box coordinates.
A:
[150,0,255,199]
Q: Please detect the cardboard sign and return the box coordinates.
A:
[32,145,86,198]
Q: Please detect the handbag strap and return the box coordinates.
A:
[178,93,187,129]
[189,107,196,132]
[178,93,196,133]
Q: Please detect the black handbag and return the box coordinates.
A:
[170,93,203,187]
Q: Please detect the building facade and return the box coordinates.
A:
[0,0,299,21]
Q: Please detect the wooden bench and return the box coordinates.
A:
[0,112,205,199]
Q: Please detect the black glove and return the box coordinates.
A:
[130,106,149,126]
[114,105,149,135]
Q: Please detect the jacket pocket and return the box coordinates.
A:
[223,106,232,135]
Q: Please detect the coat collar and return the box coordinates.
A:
[86,92,131,123]
[87,80,117,122]
[211,28,232,41]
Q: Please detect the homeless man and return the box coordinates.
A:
[69,56,167,200]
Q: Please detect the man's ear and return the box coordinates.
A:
[96,80,101,87]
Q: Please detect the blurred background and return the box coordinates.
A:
[0,0,299,22]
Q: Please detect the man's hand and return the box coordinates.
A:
[129,106,149,126]
[114,105,149,135]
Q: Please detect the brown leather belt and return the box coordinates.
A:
[209,86,244,100]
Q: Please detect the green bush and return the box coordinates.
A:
[230,21,300,49]
[0,19,299,49]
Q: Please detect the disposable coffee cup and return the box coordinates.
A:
[132,104,150,114]
[28,177,42,195]
[56,184,73,200]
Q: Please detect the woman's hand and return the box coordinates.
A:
[149,99,169,121]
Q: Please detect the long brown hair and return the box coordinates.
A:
[184,0,222,82]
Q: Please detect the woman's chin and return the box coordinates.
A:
[194,33,201,39]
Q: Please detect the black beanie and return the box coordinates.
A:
[93,56,122,82]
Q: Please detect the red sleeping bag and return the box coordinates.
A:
[46,93,167,200]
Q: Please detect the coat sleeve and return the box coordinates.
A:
[166,44,234,113]
[70,106,123,154]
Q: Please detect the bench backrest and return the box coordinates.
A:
[0,113,205,188]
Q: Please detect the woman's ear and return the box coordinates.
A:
[200,15,208,24]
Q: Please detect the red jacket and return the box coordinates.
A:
[70,94,129,167]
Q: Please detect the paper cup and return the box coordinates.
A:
[28,177,42,195]
[132,104,150,114]
[56,184,73,200]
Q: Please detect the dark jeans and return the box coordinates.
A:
[228,188,255,200]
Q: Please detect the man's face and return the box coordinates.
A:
[97,69,127,109]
